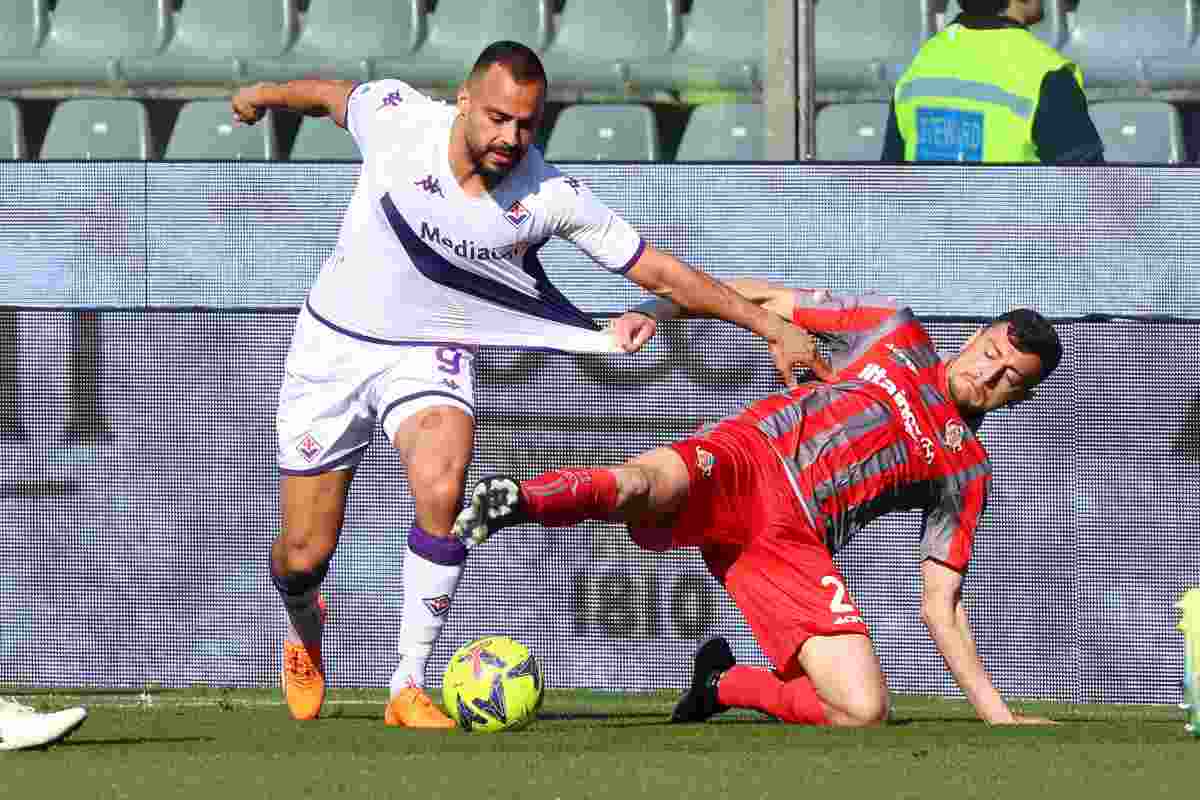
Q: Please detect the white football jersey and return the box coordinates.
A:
[305,80,645,351]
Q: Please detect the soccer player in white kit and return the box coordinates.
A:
[232,41,829,727]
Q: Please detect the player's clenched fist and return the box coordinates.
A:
[231,84,271,125]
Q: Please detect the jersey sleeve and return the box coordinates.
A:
[920,469,989,572]
[344,79,435,158]
[791,289,915,372]
[544,170,645,274]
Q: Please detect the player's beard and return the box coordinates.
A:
[466,126,521,183]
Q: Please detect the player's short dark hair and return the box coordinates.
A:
[958,0,1009,15]
[994,309,1063,380]
[469,41,547,86]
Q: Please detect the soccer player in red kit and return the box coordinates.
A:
[454,279,1062,727]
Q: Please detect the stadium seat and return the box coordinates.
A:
[164,100,277,160]
[372,0,551,89]
[422,0,550,65]
[0,0,46,83]
[289,117,361,161]
[27,0,170,83]
[1089,101,1186,164]
[542,0,679,90]
[815,103,890,161]
[1062,1,1200,87]
[816,0,931,89]
[0,99,27,159]
[637,0,764,93]
[121,0,297,84]
[675,104,765,161]
[41,99,154,159]
[543,104,660,161]
[0,0,46,58]
[250,0,425,83]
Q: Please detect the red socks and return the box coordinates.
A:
[716,665,829,726]
[520,468,620,527]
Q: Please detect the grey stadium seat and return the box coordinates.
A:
[815,103,890,162]
[1062,1,1200,87]
[32,0,169,83]
[0,0,47,84]
[675,104,765,161]
[637,0,764,93]
[0,99,28,159]
[543,105,661,162]
[164,100,276,160]
[1089,101,1186,164]
[289,118,361,161]
[543,0,678,90]
[374,0,551,88]
[816,0,931,89]
[421,0,550,65]
[0,0,46,58]
[121,0,297,83]
[250,0,425,83]
[41,99,154,160]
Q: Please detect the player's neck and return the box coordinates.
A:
[448,117,500,198]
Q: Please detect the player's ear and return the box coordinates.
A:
[456,84,471,117]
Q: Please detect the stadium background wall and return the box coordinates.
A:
[1,162,1197,705]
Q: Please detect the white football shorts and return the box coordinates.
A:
[277,304,476,475]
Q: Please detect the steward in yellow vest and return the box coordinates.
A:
[881,0,1104,163]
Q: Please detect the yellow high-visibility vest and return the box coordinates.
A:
[894,23,1082,162]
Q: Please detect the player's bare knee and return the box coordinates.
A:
[271,534,334,577]
[833,691,890,728]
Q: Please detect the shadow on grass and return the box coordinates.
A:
[55,736,217,748]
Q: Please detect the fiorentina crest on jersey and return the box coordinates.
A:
[503,200,531,228]
[298,432,323,463]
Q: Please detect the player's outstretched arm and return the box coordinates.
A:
[624,246,832,385]
[920,559,1057,726]
[232,80,357,129]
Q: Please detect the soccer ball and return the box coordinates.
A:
[442,636,544,732]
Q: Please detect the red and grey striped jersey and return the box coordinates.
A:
[728,289,990,571]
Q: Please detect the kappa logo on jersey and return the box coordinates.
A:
[858,363,936,465]
[696,447,716,478]
[943,420,966,453]
[503,200,531,228]
[423,595,452,617]
[378,89,405,109]
[415,175,444,198]
[885,344,919,374]
[440,378,460,391]
[419,221,530,261]
[563,176,582,194]
[298,432,324,463]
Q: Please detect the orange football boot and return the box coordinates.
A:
[281,595,327,721]
[384,687,457,729]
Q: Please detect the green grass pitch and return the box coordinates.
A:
[1,689,1192,799]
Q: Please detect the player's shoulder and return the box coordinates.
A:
[514,151,592,208]
[352,79,436,108]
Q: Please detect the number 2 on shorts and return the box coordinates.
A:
[821,575,857,613]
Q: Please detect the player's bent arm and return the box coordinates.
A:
[232,80,357,128]
[919,558,1016,725]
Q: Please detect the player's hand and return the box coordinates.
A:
[609,311,657,353]
[768,323,834,387]
[232,84,270,125]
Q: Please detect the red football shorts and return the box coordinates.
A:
[629,421,870,670]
